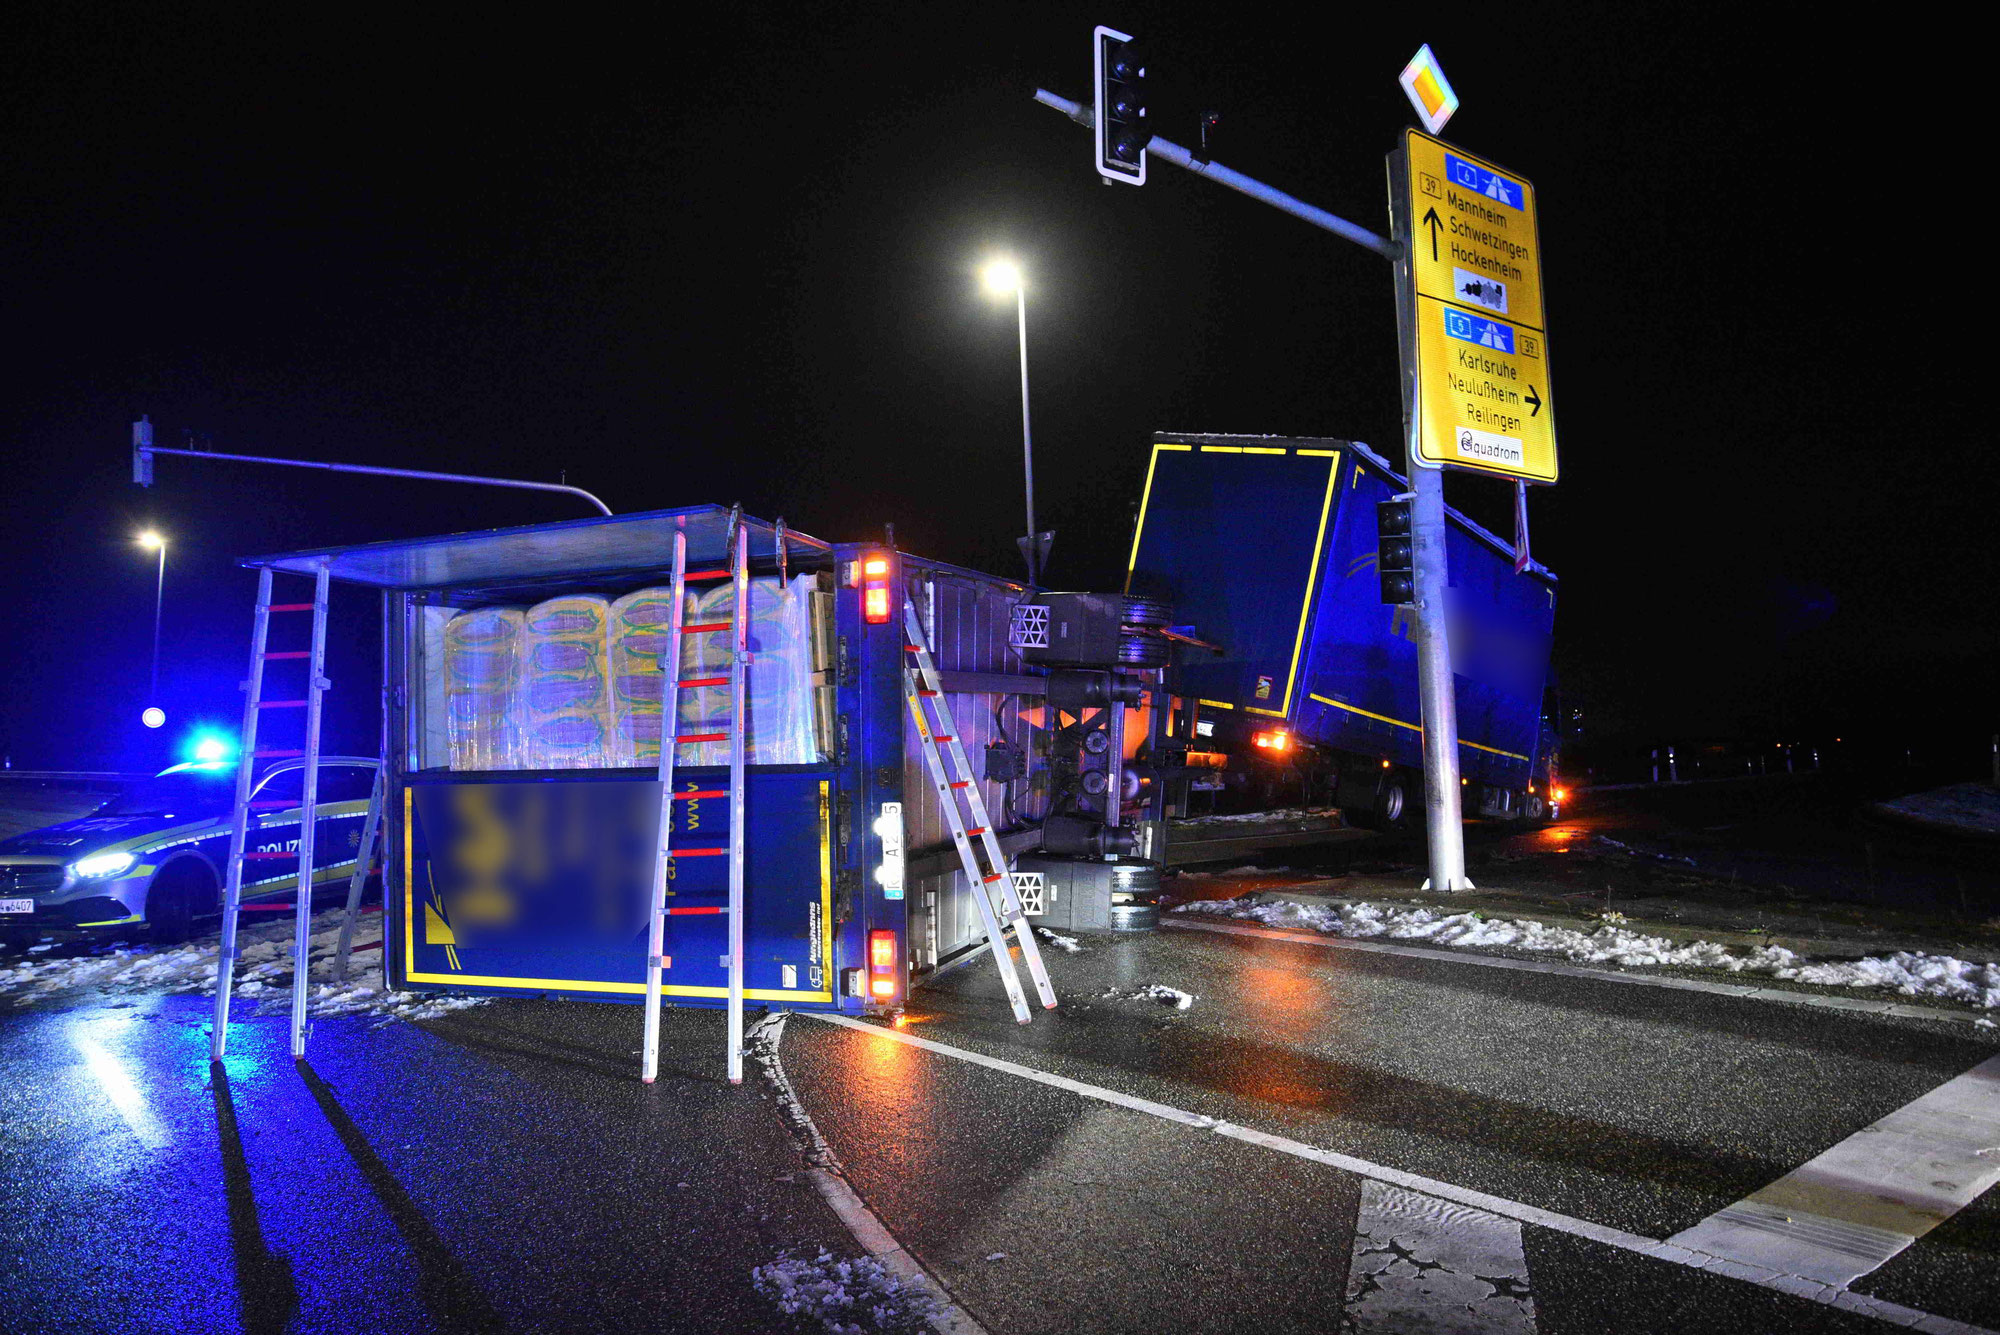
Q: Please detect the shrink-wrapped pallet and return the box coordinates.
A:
[607,587,677,767]
[443,607,527,770]
[674,575,818,766]
[521,595,613,769]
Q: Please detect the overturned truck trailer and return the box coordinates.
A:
[237,505,1156,1062]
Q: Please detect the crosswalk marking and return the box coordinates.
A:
[1667,1052,2000,1286]
[1346,1180,1536,1333]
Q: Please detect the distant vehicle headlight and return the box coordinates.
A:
[71,850,137,879]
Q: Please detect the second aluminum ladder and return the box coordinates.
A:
[641,513,750,1084]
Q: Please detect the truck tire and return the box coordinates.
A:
[1120,596,1174,629]
[1352,771,1415,833]
[1525,792,1546,821]
[1115,629,1170,668]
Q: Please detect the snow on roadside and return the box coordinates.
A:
[0,909,486,1024]
[1103,982,1197,1010]
[1175,897,2000,1011]
[751,1250,939,1335]
[1033,927,1083,953]
[1873,783,2000,837]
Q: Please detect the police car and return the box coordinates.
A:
[0,756,379,944]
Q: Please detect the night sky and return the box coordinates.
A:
[1,7,1985,773]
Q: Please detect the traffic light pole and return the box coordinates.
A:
[1034,86,1473,890]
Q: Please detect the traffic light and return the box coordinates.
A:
[1094,26,1147,186]
[1377,499,1415,604]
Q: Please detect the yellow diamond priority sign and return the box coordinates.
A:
[1402,129,1556,484]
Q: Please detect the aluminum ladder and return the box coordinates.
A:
[211,562,332,1063]
[642,511,750,1084]
[902,598,1057,1023]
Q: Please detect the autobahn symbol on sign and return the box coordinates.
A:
[1402,128,1557,484]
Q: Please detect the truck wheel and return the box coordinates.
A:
[146,861,214,945]
[1116,630,1170,668]
[1525,792,1546,821]
[1120,596,1174,629]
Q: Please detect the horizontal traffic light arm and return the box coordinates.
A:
[1032,88,1399,261]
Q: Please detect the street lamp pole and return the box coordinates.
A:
[138,532,166,711]
[1013,280,1038,589]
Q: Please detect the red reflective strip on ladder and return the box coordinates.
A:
[916,689,939,697]
[904,645,922,653]
[683,621,731,633]
[266,603,316,612]
[982,873,1005,883]
[256,700,308,708]
[675,733,727,744]
[674,847,728,857]
[932,735,953,743]
[348,940,383,952]
[252,749,303,758]
[671,789,728,801]
[665,906,725,916]
[677,677,728,689]
[966,827,987,837]
[263,651,311,660]
[682,568,732,580]
[949,781,971,789]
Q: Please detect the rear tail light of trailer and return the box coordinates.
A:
[868,929,898,1000]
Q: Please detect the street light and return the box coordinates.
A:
[136,530,166,727]
[980,257,1043,588]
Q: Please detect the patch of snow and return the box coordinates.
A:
[1177,807,1333,827]
[1175,897,2000,1011]
[0,909,486,1024]
[1103,982,1197,1010]
[750,1250,940,1335]
[1874,783,2000,837]
[1033,927,1082,953]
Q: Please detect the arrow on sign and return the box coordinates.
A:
[1525,385,1542,417]
[1422,207,1443,262]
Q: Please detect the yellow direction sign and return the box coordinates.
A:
[1402,129,1557,483]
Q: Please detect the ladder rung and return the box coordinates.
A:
[266,603,317,612]
[252,749,304,758]
[982,873,1005,884]
[683,568,733,581]
[665,906,726,916]
[683,621,732,633]
[236,903,298,911]
[671,789,728,801]
[256,700,308,709]
[673,847,728,858]
[675,733,728,744]
[966,827,987,837]
[931,735,954,743]
[263,651,311,660]
[677,677,728,689]
[242,851,296,860]
[248,800,293,809]
[904,644,922,653]
[916,689,939,697]
[348,940,383,953]
[949,781,971,789]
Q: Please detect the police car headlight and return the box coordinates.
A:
[71,851,137,879]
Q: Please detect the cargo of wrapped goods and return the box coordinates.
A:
[521,595,613,769]
[443,607,527,770]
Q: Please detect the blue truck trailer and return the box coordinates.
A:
[1126,433,1562,834]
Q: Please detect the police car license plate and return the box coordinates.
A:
[0,898,33,914]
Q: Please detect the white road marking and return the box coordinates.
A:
[1669,1053,2000,1286]
[804,1012,1999,1335]
[1346,1179,1536,1333]
[746,1013,987,1335]
[1164,917,1997,1027]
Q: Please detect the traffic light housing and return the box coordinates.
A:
[1094,26,1147,185]
[1377,499,1415,604]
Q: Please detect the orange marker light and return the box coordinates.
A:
[863,558,889,576]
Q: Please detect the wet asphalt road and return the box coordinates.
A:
[3,915,1998,1334]
[784,926,2000,1333]
[0,995,851,1335]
